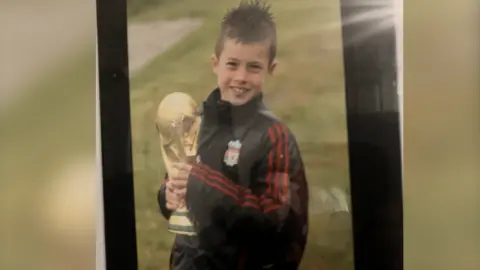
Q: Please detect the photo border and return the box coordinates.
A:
[96,0,404,269]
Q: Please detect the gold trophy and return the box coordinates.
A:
[155,92,201,236]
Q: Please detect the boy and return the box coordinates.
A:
[157,1,309,269]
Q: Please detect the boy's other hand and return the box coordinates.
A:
[165,163,192,210]
[165,180,185,211]
[165,180,183,210]
[170,162,191,189]
[171,162,193,174]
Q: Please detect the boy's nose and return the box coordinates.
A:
[234,69,248,82]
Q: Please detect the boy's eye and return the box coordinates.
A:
[248,65,262,72]
[226,62,237,67]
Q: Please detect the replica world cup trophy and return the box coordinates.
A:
[155,92,201,236]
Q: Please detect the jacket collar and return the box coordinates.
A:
[199,88,265,139]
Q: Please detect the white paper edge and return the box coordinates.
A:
[96,40,106,270]
[394,0,404,176]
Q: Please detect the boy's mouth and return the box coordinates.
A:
[230,87,248,95]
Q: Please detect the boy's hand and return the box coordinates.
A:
[165,181,183,210]
[165,162,192,210]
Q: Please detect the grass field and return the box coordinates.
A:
[128,0,353,269]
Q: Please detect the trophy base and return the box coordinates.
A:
[168,207,197,236]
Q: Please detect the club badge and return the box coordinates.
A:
[224,140,241,167]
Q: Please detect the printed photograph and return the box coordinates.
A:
[127,0,354,269]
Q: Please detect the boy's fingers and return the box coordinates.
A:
[178,170,190,180]
[172,181,187,190]
[166,202,177,210]
[169,167,188,180]
[166,193,181,205]
[171,162,193,172]
[166,181,175,191]
[172,168,188,179]
[175,188,187,197]
[170,171,189,188]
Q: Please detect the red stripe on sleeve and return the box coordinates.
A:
[190,171,240,201]
[263,204,281,213]
[266,127,276,194]
[193,164,240,195]
[262,123,290,213]
[281,124,290,203]
[261,197,273,204]
[273,123,284,200]
[242,200,261,209]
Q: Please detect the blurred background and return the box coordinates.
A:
[403,1,479,270]
[0,0,477,270]
[127,1,354,269]
[0,1,97,269]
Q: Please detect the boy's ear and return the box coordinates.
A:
[211,54,219,74]
[268,59,278,75]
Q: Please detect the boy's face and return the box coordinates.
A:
[212,38,277,106]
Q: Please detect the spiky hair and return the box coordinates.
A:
[214,0,277,63]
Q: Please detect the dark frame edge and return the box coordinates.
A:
[339,1,404,270]
[96,0,138,268]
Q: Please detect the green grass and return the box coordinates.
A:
[129,0,353,269]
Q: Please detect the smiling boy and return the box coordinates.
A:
[157,1,309,269]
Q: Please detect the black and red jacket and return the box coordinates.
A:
[158,88,309,270]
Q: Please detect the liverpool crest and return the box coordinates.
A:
[224,140,241,167]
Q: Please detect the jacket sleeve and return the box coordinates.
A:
[157,173,172,220]
[186,123,309,250]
